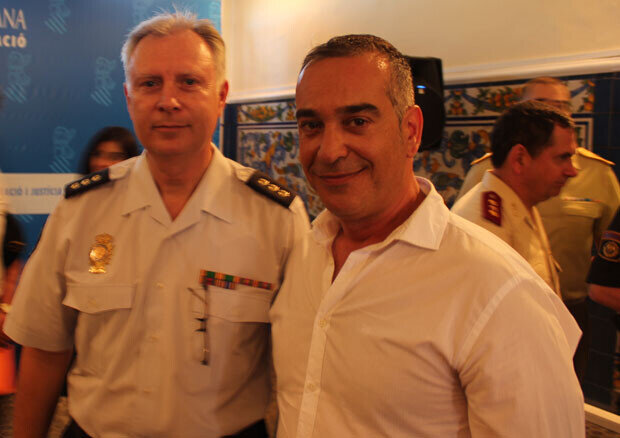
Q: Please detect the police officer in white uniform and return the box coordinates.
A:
[5,11,308,438]
[456,77,620,381]
[452,101,577,295]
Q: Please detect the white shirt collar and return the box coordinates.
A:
[120,146,236,224]
[311,177,449,252]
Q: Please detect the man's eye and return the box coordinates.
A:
[184,78,197,85]
[348,118,367,127]
[141,80,157,87]
[300,121,321,131]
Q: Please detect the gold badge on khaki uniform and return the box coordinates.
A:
[89,234,114,273]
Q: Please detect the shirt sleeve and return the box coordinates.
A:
[4,202,77,351]
[458,279,584,437]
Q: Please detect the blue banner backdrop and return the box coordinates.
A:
[0,0,221,255]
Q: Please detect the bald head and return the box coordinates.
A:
[521,77,571,115]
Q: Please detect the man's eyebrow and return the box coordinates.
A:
[296,104,380,119]
[338,103,379,115]
[295,108,317,119]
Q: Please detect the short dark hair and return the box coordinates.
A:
[300,34,414,121]
[79,126,140,174]
[491,100,575,168]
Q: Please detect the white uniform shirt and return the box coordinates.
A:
[271,178,583,438]
[452,171,561,295]
[5,147,309,438]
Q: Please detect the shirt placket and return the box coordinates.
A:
[296,250,369,438]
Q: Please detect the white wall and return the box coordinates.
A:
[222,0,620,102]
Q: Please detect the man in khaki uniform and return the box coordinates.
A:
[456,77,620,381]
[452,101,577,294]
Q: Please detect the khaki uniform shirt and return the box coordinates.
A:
[452,171,561,295]
[456,148,620,302]
[5,147,309,437]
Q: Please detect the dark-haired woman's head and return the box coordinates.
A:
[79,126,140,174]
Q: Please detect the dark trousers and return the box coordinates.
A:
[565,298,589,384]
[63,418,268,438]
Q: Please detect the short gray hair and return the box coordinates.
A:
[301,34,414,122]
[121,11,225,85]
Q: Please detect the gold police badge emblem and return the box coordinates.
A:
[89,234,114,273]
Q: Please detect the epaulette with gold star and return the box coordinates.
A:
[65,169,111,199]
[246,171,295,208]
[482,191,502,226]
[576,147,615,166]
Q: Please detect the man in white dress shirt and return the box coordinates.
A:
[452,101,578,295]
[270,34,584,437]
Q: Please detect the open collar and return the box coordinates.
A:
[120,147,236,226]
[311,177,449,252]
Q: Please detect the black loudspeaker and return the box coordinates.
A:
[406,56,445,151]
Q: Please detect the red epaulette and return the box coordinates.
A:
[482,191,502,226]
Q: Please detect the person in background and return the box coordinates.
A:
[271,34,583,437]
[0,90,6,290]
[452,101,577,295]
[587,208,620,312]
[456,77,620,381]
[0,89,26,400]
[78,126,140,175]
[5,11,308,438]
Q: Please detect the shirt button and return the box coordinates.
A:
[307,383,317,392]
[318,319,328,328]
[156,282,164,289]
[149,335,159,341]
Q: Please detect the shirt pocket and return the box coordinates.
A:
[62,284,136,376]
[63,283,135,314]
[206,285,275,323]
[560,200,602,219]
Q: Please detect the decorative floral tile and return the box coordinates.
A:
[237,127,324,218]
[445,79,595,117]
[237,101,296,124]
[414,123,493,206]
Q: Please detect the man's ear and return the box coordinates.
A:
[218,80,229,112]
[507,144,531,175]
[402,105,424,158]
[124,83,130,105]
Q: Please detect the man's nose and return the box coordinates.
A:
[316,124,348,163]
[565,160,578,178]
[157,84,181,112]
